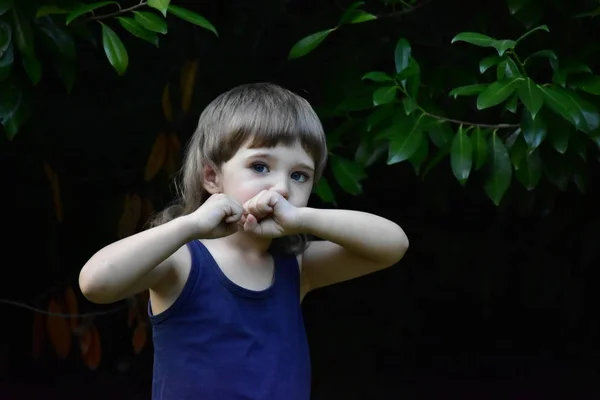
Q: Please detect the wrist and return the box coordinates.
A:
[171,214,202,242]
[293,207,320,236]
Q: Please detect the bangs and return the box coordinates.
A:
[209,83,327,176]
[229,101,325,161]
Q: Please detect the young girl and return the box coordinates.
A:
[79,82,409,399]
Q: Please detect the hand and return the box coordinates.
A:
[240,190,301,238]
[189,193,243,239]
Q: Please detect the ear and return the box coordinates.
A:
[202,163,222,194]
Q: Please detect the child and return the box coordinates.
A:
[79,82,409,399]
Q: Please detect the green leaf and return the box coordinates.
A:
[66,1,117,25]
[515,148,542,190]
[362,71,393,82]
[117,17,158,47]
[394,38,411,74]
[505,94,518,114]
[133,11,167,34]
[0,80,29,140]
[402,97,418,115]
[517,78,544,119]
[572,158,588,194]
[497,57,521,80]
[0,0,10,16]
[524,49,557,66]
[548,124,570,154]
[540,85,599,133]
[450,125,473,185]
[330,155,367,195]
[167,5,218,36]
[449,83,487,98]
[338,1,364,25]
[313,176,336,205]
[288,29,333,60]
[343,10,377,24]
[22,53,41,85]
[451,32,496,47]
[0,20,10,58]
[479,55,502,74]
[36,5,70,18]
[484,131,512,205]
[507,0,529,15]
[0,43,13,81]
[492,40,517,56]
[516,24,549,43]
[148,0,171,17]
[37,17,76,91]
[11,6,35,57]
[366,104,394,132]
[472,127,488,170]
[477,77,524,110]
[100,22,128,76]
[425,120,452,148]
[570,76,600,96]
[542,147,569,191]
[355,139,387,167]
[408,135,429,175]
[521,111,547,152]
[373,86,397,106]
[387,113,426,164]
[507,129,527,169]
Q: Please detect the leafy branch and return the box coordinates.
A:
[83,2,148,23]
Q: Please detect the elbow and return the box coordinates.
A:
[388,229,409,266]
[78,261,119,304]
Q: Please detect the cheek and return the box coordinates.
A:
[224,177,264,204]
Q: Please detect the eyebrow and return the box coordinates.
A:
[247,152,315,172]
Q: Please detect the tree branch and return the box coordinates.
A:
[83,1,148,23]
[376,0,432,19]
[425,112,519,129]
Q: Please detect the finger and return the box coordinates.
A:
[243,214,258,232]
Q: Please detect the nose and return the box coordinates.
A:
[270,175,290,199]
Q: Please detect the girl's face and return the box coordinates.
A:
[210,140,316,208]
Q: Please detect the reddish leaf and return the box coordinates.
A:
[164,133,181,175]
[82,325,101,370]
[43,162,64,223]
[180,59,198,113]
[117,193,142,238]
[127,304,138,328]
[46,298,71,359]
[132,323,147,354]
[144,133,168,182]
[64,286,78,331]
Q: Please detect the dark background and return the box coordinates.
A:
[1,0,600,398]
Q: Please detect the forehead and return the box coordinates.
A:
[237,141,315,168]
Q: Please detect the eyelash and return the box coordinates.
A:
[251,163,310,182]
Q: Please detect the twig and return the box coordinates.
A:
[0,298,130,318]
[83,1,148,23]
[425,112,519,129]
[376,0,432,19]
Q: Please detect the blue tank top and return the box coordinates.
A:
[148,240,311,400]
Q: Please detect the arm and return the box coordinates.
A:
[79,216,197,304]
[297,208,409,292]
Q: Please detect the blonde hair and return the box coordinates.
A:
[150,82,328,254]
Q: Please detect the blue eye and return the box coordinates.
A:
[252,163,269,173]
[291,171,310,183]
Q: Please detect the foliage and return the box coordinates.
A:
[288,1,600,206]
[2,0,600,372]
[0,0,215,139]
